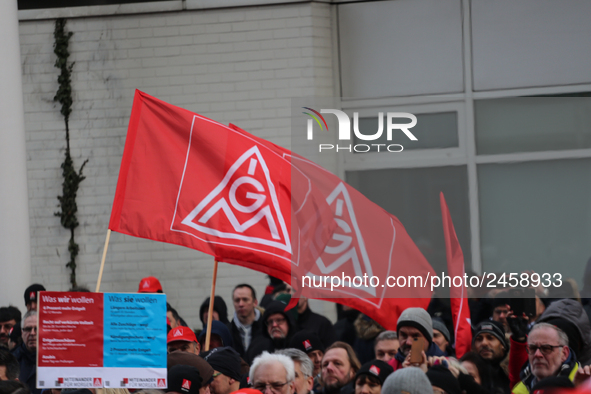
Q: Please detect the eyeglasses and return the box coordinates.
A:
[526,344,563,355]
[0,323,14,331]
[266,318,286,327]
[253,382,290,393]
[22,326,37,333]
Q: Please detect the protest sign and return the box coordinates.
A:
[37,292,167,389]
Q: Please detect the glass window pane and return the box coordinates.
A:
[353,112,458,151]
[475,97,591,154]
[478,159,591,284]
[346,166,470,273]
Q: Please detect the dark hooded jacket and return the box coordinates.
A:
[198,320,234,348]
[538,298,591,366]
[12,342,40,394]
[246,300,296,363]
[297,304,336,349]
[200,296,230,327]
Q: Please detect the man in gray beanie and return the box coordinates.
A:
[382,367,432,394]
[432,318,453,357]
[390,308,445,371]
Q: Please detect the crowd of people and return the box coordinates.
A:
[2,274,591,394]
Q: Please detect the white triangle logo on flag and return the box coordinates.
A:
[181,146,290,253]
[308,183,384,297]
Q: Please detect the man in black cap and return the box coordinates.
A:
[24,284,45,312]
[289,330,325,379]
[167,365,203,394]
[168,351,214,394]
[201,347,241,394]
[471,320,509,394]
[353,360,393,394]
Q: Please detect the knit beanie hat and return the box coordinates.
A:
[201,346,242,381]
[432,318,451,343]
[426,366,461,394]
[382,367,432,394]
[472,320,508,351]
[397,308,433,343]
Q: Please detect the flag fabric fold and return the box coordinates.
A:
[440,192,472,358]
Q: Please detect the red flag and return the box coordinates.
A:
[109,90,333,283]
[231,123,434,328]
[111,91,433,329]
[440,192,472,358]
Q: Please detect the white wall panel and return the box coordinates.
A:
[472,0,591,91]
[339,0,464,98]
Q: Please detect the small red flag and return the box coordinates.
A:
[440,192,472,358]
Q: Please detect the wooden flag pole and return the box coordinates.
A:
[204,260,219,352]
[95,229,112,292]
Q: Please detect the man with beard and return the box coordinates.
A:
[11,311,39,394]
[321,342,360,394]
[247,301,295,363]
[390,308,444,371]
[0,308,20,349]
[471,320,509,394]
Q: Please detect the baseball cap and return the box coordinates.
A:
[356,360,394,386]
[168,327,197,344]
[167,365,202,394]
[138,276,163,293]
[289,330,325,354]
[168,352,214,386]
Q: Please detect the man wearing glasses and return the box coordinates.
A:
[247,301,295,363]
[250,352,295,394]
[11,310,39,394]
[511,323,591,393]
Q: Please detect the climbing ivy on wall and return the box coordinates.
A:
[53,18,88,289]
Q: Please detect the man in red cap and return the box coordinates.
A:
[138,276,163,293]
[168,326,201,355]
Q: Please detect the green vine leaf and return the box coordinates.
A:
[53,18,88,289]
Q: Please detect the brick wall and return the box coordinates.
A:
[19,2,335,328]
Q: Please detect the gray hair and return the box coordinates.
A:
[250,351,295,383]
[375,330,397,344]
[22,310,37,322]
[529,323,569,347]
[276,348,313,378]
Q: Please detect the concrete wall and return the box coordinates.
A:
[19,2,335,328]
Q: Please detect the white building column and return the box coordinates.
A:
[0,2,31,309]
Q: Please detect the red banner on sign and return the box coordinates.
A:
[38,292,103,368]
